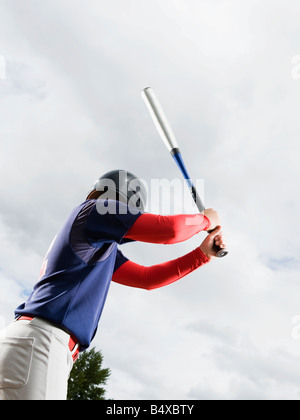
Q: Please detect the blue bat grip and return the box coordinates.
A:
[171,148,228,258]
[171,149,205,213]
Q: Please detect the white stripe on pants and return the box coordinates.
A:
[0,318,74,400]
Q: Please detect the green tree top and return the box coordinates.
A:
[67,347,111,400]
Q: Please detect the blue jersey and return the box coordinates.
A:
[15,199,142,350]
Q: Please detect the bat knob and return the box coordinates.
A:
[216,248,229,258]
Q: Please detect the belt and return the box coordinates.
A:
[17,316,80,363]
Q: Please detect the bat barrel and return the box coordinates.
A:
[142,87,179,153]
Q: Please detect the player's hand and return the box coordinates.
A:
[203,208,221,231]
[199,226,226,260]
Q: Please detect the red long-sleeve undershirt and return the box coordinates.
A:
[112,213,211,291]
[124,212,210,244]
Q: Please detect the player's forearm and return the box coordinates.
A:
[112,247,209,291]
[125,213,210,244]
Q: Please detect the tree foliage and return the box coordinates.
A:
[67,347,111,400]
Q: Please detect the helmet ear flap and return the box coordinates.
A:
[86,190,101,200]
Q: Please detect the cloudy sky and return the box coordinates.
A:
[1,0,300,400]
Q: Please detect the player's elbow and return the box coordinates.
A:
[145,284,157,291]
[144,282,164,291]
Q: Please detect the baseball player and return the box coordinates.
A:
[0,170,226,400]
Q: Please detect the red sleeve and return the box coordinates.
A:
[124,213,210,244]
[112,247,209,291]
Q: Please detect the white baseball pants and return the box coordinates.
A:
[0,317,74,400]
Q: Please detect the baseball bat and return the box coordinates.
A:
[141,87,228,258]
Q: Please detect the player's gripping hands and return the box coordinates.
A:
[203,208,221,231]
[200,209,226,260]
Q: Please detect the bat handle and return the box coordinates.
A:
[191,189,228,258]
[171,149,228,258]
[207,228,228,258]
